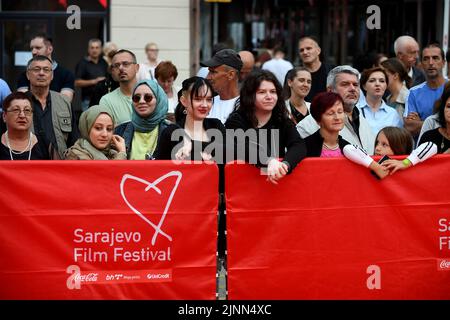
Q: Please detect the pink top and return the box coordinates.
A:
[320,148,343,158]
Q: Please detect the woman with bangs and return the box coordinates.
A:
[155,76,225,161]
[374,127,414,156]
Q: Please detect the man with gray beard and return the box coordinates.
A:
[296,65,375,155]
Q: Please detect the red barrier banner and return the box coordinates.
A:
[226,156,450,299]
[0,161,218,299]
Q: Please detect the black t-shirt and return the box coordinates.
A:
[75,57,108,100]
[28,92,78,154]
[225,111,306,172]
[0,139,50,160]
[419,128,450,153]
[304,129,350,157]
[155,118,226,161]
[289,101,310,123]
[17,62,75,93]
[305,63,333,103]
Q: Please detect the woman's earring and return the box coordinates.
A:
[183,109,187,115]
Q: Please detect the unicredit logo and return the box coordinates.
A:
[147,273,170,279]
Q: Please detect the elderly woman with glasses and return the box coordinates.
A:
[114,79,170,159]
[0,92,49,160]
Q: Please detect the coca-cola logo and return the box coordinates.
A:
[439,259,450,269]
[66,265,99,289]
[74,273,99,282]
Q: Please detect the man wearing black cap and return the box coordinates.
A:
[201,48,243,123]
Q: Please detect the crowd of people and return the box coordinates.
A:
[1,32,449,300]
[0,33,448,174]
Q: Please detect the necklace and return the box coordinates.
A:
[5,130,32,160]
[322,142,339,151]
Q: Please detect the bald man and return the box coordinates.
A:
[298,36,334,102]
[238,50,255,83]
[394,35,426,87]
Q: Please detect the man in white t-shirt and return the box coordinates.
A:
[262,46,293,86]
[201,49,243,124]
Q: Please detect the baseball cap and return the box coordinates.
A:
[200,49,243,71]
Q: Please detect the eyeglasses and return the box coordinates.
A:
[28,67,52,74]
[7,108,33,116]
[111,61,135,69]
[132,93,154,103]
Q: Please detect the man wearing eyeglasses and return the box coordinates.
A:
[99,49,140,126]
[25,55,79,159]
[17,33,75,102]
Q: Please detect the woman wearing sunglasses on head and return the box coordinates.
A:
[1,92,49,160]
[114,79,170,159]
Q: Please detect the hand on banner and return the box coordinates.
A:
[175,140,192,160]
[200,152,213,161]
[382,159,411,174]
[369,161,389,179]
[266,158,289,184]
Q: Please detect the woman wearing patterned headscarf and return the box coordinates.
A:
[114,79,169,159]
[64,105,126,160]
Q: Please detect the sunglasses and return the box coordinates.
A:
[132,93,153,103]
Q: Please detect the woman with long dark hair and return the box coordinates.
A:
[225,69,306,184]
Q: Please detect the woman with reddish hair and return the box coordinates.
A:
[155,61,180,122]
[304,92,388,179]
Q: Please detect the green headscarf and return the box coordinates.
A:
[77,105,116,159]
[131,79,168,132]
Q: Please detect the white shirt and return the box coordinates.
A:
[262,58,293,86]
[207,95,239,124]
[167,85,181,114]
[137,60,161,81]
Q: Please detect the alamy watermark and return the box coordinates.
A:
[66,5,81,30]
[366,5,381,30]
[168,125,281,171]
[67,5,381,31]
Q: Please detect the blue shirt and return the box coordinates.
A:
[359,100,403,135]
[404,81,447,120]
[0,78,11,113]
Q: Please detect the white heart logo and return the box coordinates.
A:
[120,171,182,246]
